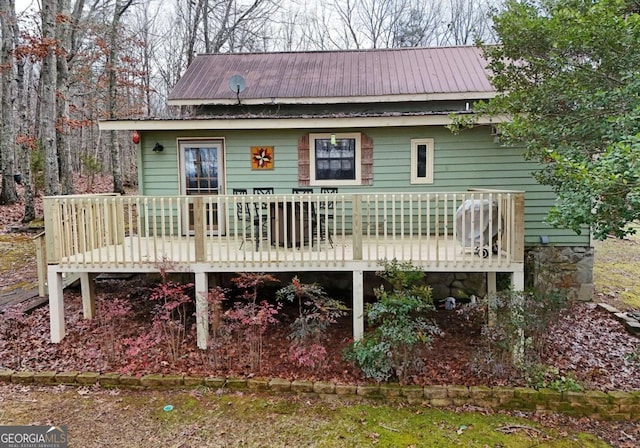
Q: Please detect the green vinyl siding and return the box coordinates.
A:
[138,126,589,247]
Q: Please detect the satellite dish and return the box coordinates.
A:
[229,74,246,94]
[228,74,246,105]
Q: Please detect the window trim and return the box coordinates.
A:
[309,132,362,186]
[410,138,434,184]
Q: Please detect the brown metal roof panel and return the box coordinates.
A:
[415,49,435,93]
[303,53,321,97]
[445,48,468,92]
[396,50,413,94]
[455,47,492,92]
[450,48,478,92]
[420,48,442,93]
[168,47,495,102]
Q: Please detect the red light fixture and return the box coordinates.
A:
[132,130,140,144]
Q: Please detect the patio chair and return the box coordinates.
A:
[320,187,337,247]
[233,189,252,249]
[292,188,316,245]
[252,187,274,250]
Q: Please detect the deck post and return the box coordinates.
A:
[512,193,525,263]
[43,198,61,264]
[34,232,48,297]
[80,273,97,319]
[353,270,364,340]
[48,267,65,343]
[193,197,205,262]
[511,269,525,292]
[194,271,209,349]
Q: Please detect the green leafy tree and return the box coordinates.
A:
[460,0,640,239]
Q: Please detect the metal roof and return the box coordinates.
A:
[168,46,494,106]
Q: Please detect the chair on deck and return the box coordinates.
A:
[252,187,274,250]
[292,188,316,245]
[320,187,337,247]
[232,189,252,249]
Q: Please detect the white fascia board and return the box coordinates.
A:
[98,114,508,131]
[166,91,497,107]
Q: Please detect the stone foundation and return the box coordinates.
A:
[525,246,594,301]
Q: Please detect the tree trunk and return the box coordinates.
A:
[13,13,35,221]
[57,0,74,195]
[41,0,60,196]
[107,0,133,195]
[16,53,35,222]
[0,0,19,205]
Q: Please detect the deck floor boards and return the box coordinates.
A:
[56,235,518,273]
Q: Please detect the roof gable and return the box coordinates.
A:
[168,46,495,106]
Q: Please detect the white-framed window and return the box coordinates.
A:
[410,138,434,184]
[309,132,362,186]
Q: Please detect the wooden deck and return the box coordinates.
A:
[42,190,526,350]
[54,235,519,273]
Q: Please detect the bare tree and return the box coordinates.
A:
[267,7,306,51]
[321,0,446,50]
[204,0,280,53]
[327,0,362,49]
[299,3,342,50]
[14,17,36,221]
[392,1,444,47]
[0,0,19,205]
[359,0,412,48]
[108,0,135,194]
[444,0,496,45]
[41,0,60,196]
[56,0,87,195]
[130,2,163,116]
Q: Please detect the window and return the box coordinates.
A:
[410,138,434,184]
[309,133,362,186]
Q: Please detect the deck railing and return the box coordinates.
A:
[43,191,524,270]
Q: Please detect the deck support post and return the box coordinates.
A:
[48,267,65,343]
[194,271,209,350]
[487,271,497,326]
[80,273,97,319]
[353,270,364,340]
[511,269,524,292]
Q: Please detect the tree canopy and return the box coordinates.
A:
[472,0,640,239]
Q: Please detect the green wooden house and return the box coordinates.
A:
[44,46,592,349]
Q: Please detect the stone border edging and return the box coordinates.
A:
[1,370,638,421]
[597,302,640,335]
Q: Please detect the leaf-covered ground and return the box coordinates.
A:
[0,281,638,393]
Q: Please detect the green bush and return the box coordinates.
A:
[344,259,441,383]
